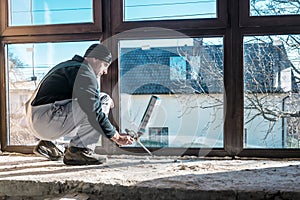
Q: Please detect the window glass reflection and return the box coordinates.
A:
[119,37,224,149]
[9,0,93,26]
[124,0,217,21]
[7,41,96,145]
[250,0,300,16]
[244,35,300,148]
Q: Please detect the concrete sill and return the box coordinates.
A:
[1,153,300,200]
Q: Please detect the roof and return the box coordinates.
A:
[120,43,298,94]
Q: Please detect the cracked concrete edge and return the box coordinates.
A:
[1,180,300,200]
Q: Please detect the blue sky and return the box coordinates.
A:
[10,0,216,25]
[124,0,216,21]
[10,0,93,26]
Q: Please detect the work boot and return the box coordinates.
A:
[63,146,107,165]
[33,140,63,161]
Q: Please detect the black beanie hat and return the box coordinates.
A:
[84,44,112,63]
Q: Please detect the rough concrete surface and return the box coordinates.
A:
[0,153,300,199]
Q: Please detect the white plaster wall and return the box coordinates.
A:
[120,94,224,148]
[121,93,292,149]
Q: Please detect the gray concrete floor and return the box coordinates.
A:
[0,152,300,199]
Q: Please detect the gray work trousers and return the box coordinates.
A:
[24,61,113,151]
[26,99,103,151]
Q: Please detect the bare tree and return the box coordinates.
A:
[173,33,300,147]
[175,39,223,118]
[251,0,300,16]
[249,0,300,146]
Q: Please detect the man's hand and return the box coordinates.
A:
[111,131,134,146]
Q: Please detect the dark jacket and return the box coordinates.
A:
[31,55,116,138]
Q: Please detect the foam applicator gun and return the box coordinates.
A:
[125,128,153,157]
[123,96,159,157]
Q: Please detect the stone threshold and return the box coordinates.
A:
[1,153,300,199]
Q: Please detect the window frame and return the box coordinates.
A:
[238,0,300,157]
[112,0,227,33]
[1,0,300,158]
[0,0,102,36]
[0,0,104,153]
[98,0,230,157]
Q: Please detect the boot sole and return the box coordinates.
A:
[33,142,63,161]
[63,157,105,165]
[33,146,62,161]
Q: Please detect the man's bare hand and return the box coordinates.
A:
[111,131,134,146]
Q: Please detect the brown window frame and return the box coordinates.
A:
[97,0,300,158]
[0,0,104,153]
[97,0,232,157]
[237,0,300,158]
[1,0,300,158]
[112,0,227,33]
[0,0,102,36]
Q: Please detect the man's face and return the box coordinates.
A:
[91,59,110,78]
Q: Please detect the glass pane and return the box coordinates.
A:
[9,0,93,26]
[119,37,224,152]
[244,35,300,148]
[250,0,300,16]
[6,41,96,145]
[124,0,217,21]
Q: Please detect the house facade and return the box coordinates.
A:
[119,41,299,148]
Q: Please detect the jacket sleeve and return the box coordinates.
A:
[72,64,116,138]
